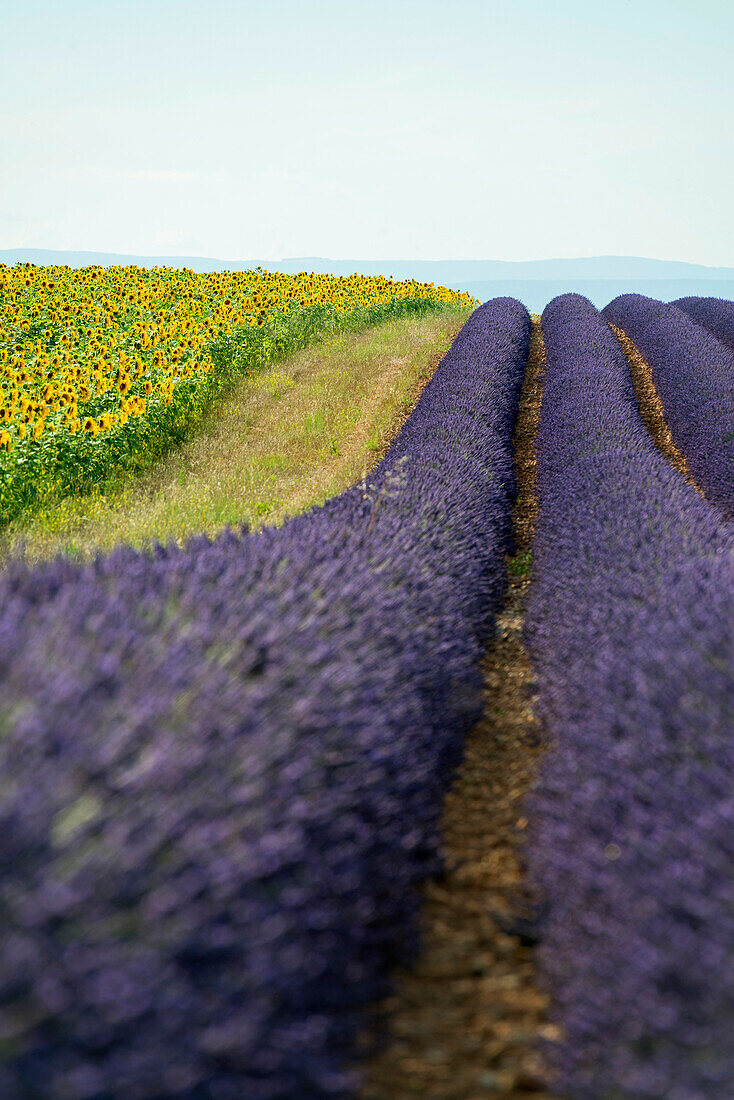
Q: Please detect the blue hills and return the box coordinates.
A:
[3,250,734,314]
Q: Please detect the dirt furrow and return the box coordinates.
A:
[610,323,705,496]
[360,320,557,1099]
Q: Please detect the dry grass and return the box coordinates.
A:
[0,307,469,564]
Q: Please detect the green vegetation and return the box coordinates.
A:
[1,305,469,563]
[0,262,474,532]
[508,549,533,577]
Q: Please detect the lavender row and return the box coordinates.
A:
[525,293,734,1098]
[0,297,530,1099]
[602,293,734,518]
[673,294,734,352]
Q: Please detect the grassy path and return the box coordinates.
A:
[0,306,468,563]
[361,321,558,1099]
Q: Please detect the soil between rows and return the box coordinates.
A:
[360,321,559,1099]
[611,323,704,496]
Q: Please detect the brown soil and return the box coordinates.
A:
[360,321,560,1100]
[611,323,704,495]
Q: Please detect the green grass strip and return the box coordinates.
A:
[0,295,443,531]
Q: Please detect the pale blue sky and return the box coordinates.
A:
[1,0,731,263]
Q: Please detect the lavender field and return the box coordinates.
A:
[1,286,734,1099]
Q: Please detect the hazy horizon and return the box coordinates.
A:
[4,247,734,276]
[5,248,734,314]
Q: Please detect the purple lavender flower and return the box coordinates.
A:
[602,293,734,519]
[673,295,734,353]
[0,298,530,1098]
[526,293,734,1099]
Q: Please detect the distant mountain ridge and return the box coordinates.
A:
[2,248,734,282]
[3,250,734,313]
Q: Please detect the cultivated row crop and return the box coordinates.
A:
[603,293,734,518]
[674,294,734,352]
[0,298,530,1098]
[0,264,473,527]
[525,293,734,1098]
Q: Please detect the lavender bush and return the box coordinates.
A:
[673,295,734,352]
[526,293,734,1099]
[0,297,530,1098]
[602,293,734,518]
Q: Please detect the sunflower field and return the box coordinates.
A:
[0,263,473,527]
